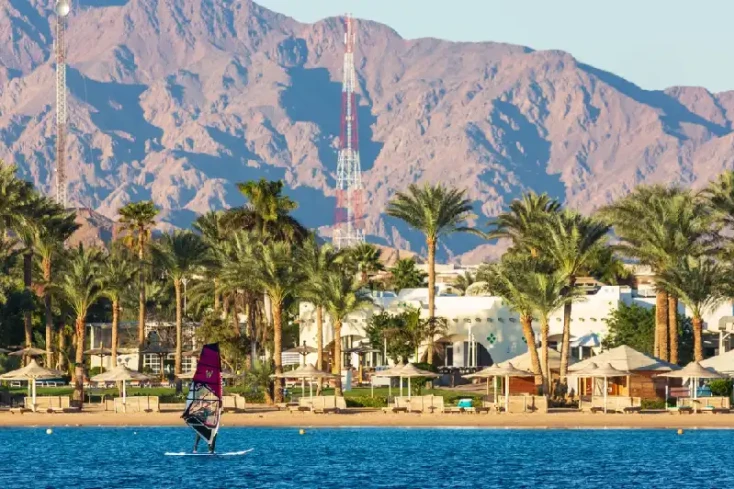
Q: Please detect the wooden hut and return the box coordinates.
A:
[569,345,677,399]
[497,348,575,395]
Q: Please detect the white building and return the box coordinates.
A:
[86,320,199,374]
[299,282,734,370]
[298,285,627,370]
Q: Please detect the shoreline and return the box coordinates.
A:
[2,409,734,429]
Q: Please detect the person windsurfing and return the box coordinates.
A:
[181,343,223,454]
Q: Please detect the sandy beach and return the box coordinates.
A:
[2,408,734,429]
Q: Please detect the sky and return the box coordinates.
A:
[257,0,734,93]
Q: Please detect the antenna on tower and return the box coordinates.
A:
[54,0,70,208]
[333,13,365,249]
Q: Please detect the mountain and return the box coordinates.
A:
[2,0,734,263]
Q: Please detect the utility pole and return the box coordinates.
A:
[333,13,365,249]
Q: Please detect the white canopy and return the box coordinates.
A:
[570,345,677,373]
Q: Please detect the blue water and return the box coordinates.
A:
[2,427,734,488]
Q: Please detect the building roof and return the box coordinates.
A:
[701,349,734,374]
[569,345,676,373]
[498,348,574,371]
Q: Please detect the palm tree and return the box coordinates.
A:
[193,210,226,312]
[101,246,137,366]
[52,245,104,406]
[703,170,734,228]
[451,271,475,295]
[117,201,159,370]
[523,271,583,393]
[248,240,302,403]
[297,235,342,371]
[601,186,714,363]
[388,258,427,291]
[387,183,477,364]
[657,256,728,361]
[33,205,78,367]
[481,256,544,390]
[0,162,35,234]
[530,210,609,382]
[320,268,372,395]
[487,192,561,256]
[228,179,308,244]
[348,242,384,286]
[152,231,209,375]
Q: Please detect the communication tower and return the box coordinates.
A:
[333,13,365,248]
[54,0,70,207]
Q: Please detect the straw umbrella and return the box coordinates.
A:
[576,363,630,413]
[373,363,407,398]
[8,347,46,358]
[272,364,337,399]
[90,365,150,413]
[391,363,438,399]
[0,360,59,411]
[464,363,533,412]
[286,343,318,394]
[657,361,725,412]
[84,347,113,371]
[345,345,381,384]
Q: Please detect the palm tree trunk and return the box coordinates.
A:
[23,251,32,364]
[693,316,704,362]
[111,299,120,367]
[44,256,53,367]
[272,296,283,403]
[559,277,576,383]
[74,317,86,408]
[263,293,273,360]
[655,290,669,361]
[137,233,146,371]
[174,279,183,375]
[58,326,67,371]
[541,317,550,395]
[232,293,240,337]
[668,295,679,364]
[247,295,257,364]
[334,319,343,396]
[426,237,436,364]
[316,305,324,371]
[213,278,220,312]
[520,315,543,390]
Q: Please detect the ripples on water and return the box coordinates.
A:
[1,427,733,488]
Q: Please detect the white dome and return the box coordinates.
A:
[55,1,70,17]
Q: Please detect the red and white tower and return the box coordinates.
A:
[54,0,70,207]
[333,13,365,248]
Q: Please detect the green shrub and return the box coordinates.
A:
[708,379,733,397]
[88,366,105,376]
[345,396,387,408]
[641,398,667,410]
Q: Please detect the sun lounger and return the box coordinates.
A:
[24,396,73,413]
[114,396,160,413]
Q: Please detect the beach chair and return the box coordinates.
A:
[222,395,239,413]
[405,396,423,414]
[289,397,313,413]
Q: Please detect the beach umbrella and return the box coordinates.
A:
[0,360,59,411]
[271,364,336,398]
[8,347,46,358]
[373,363,407,398]
[141,344,175,379]
[84,347,113,371]
[286,343,318,393]
[345,345,380,384]
[463,363,533,412]
[392,363,439,400]
[577,363,630,413]
[91,365,150,413]
[656,361,725,410]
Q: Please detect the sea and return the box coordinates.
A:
[1,427,733,488]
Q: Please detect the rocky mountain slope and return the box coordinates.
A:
[2,0,734,263]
